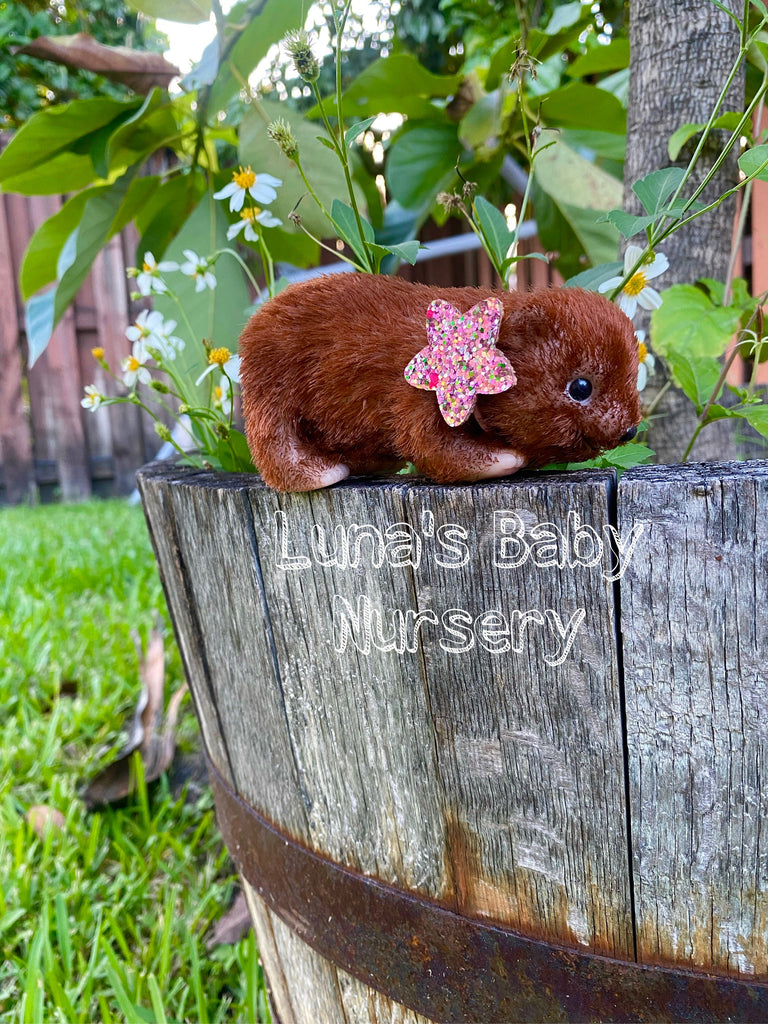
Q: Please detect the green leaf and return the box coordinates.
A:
[126,0,211,24]
[152,197,251,405]
[567,38,630,77]
[331,199,374,268]
[322,53,461,121]
[208,0,305,113]
[559,128,626,161]
[668,112,743,160]
[738,404,768,438]
[135,172,207,262]
[0,96,142,189]
[386,122,462,210]
[702,403,736,424]
[24,171,138,364]
[367,240,421,267]
[240,98,366,238]
[542,2,584,34]
[473,195,515,268]
[632,167,685,216]
[213,429,256,472]
[664,349,722,409]
[344,117,378,149]
[20,188,103,300]
[315,135,338,151]
[533,130,622,271]
[738,144,768,181]
[601,210,657,239]
[539,82,626,135]
[650,283,743,359]
[598,442,655,469]
[24,290,56,367]
[542,442,655,472]
[564,261,624,290]
[104,89,176,170]
[668,122,704,162]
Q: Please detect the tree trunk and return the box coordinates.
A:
[624,0,744,463]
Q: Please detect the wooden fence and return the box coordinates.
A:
[1,181,767,505]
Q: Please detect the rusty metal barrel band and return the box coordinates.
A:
[207,755,768,1024]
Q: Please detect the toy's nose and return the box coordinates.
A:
[620,425,638,443]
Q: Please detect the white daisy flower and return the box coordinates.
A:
[226,205,283,242]
[180,250,217,293]
[153,317,185,361]
[635,331,657,391]
[81,384,103,411]
[214,166,283,212]
[195,347,241,386]
[126,309,165,348]
[122,342,152,388]
[133,252,179,296]
[598,245,669,320]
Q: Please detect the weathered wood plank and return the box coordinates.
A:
[619,461,768,977]
[24,196,91,500]
[147,469,431,1021]
[246,479,450,897]
[137,465,236,784]
[401,473,634,958]
[0,195,35,503]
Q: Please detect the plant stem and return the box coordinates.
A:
[292,220,366,270]
[643,379,673,419]
[218,246,265,302]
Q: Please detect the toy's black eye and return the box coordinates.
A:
[567,378,593,402]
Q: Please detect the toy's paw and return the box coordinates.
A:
[312,464,350,489]
[474,451,525,480]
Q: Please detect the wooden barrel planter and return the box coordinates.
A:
[138,460,768,1023]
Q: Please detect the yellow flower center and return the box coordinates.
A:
[91,347,104,360]
[240,206,261,222]
[233,166,256,189]
[208,347,231,366]
[214,385,223,404]
[127,356,141,372]
[623,272,647,297]
[638,341,649,363]
[142,260,153,273]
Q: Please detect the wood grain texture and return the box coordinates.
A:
[619,461,768,977]
[139,464,640,1018]
[399,475,633,957]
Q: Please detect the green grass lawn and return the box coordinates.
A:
[0,500,270,1023]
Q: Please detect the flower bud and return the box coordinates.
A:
[267,118,299,161]
[155,422,172,442]
[150,381,170,393]
[214,421,230,440]
[283,29,320,83]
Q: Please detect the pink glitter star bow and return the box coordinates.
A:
[404,297,516,426]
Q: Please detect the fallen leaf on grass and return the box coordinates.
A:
[82,628,189,809]
[26,805,66,837]
[207,891,252,949]
[13,33,179,93]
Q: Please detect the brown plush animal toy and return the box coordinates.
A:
[239,273,642,492]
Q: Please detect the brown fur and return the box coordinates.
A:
[239,274,642,492]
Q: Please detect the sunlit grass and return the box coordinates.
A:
[0,500,269,1023]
